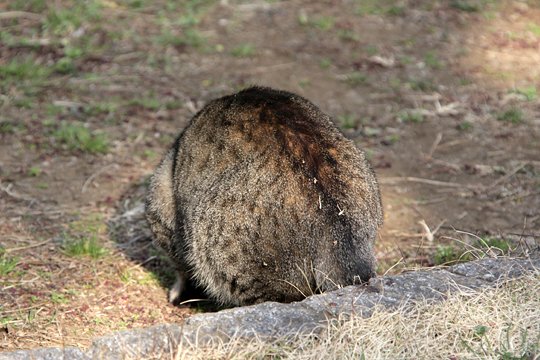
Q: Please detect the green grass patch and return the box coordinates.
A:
[450,0,481,12]
[355,0,405,16]
[0,249,19,276]
[136,271,161,286]
[528,23,540,37]
[0,121,26,135]
[497,108,523,124]
[399,111,424,123]
[69,213,106,235]
[119,268,164,287]
[127,0,144,9]
[382,134,400,145]
[298,14,336,31]
[0,316,15,327]
[53,122,109,154]
[230,44,256,58]
[62,235,107,259]
[363,126,381,137]
[44,1,102,36]
[165,99,184,110]
[298,11,309,26]
[0,57,51,81]
[0,32,47,50]
[84,102,118,116]
[355,0,385,15]
[46,104,64,116]
[424,51,441,69]
[119,268,134,284]
[338,114,357,129]
[457,121,473,131]
[386,5,405,16]
[13,97,34,109]
[64,46,84,59]
[319,58,332,69]
[62,214,108,259]
[178,12,200,28]
[365,44,378,56]
[311,16,335,31]
[477,237,511,254]
[8,0,47,12]
[153,0,214,55]
[433,245,471,265]
[142,149,157,159]
[28,166,42,177]
[512,86,537,101]
[389,77,401,89]
[128,97,161,111]
[400,55,413,64]
[50,291,69,304]
[338,30,361,42]
[408,79,436,92]
[156,28,206,48]
[344,71,368,87]
[298,79,310,88]
[54,57,77,75]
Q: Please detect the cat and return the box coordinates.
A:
[146,86,383,306]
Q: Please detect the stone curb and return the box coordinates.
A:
[2,256,538,359]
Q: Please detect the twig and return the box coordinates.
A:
[504,232,540,238]
[485,162,527,190]
[425,157,462,172]
[7,38,52,47]
[5,305,44,315]
[410,196,448,205]
[439,226,540,239]
[493,190,540,204]
[367,55,395,68]
[128,256,157,269]
[418,220,434,242]
[0,11,43,21]
[426,132,443,159]
[386,231,425,238]
[441,235,495,257]
[0,181,35,202]
[5,239,51,253]
[381,176,478,190]
[434,101,463,116]
[382,257,404,276]
[405,93,442,102]
[81,164,118,193]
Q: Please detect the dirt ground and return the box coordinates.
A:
[1,0,539,351]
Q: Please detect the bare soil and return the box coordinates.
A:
[1,0,539,351]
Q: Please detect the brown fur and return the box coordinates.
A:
[145,87,383,306]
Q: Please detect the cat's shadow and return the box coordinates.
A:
[108,177,225,312]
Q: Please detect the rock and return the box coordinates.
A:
[1,256,538,360]
[0,348,88,360]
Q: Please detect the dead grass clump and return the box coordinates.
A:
[172,275,539,360]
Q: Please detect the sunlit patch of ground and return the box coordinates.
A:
[458,1,540,88]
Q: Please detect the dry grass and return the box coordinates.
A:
[171,275,540,360]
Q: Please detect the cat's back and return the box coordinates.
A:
[173,87,378,208]
[160,86,382,305]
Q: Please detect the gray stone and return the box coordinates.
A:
[0,347,88,360]
[1,256,538,359]
[89,324,182,360]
